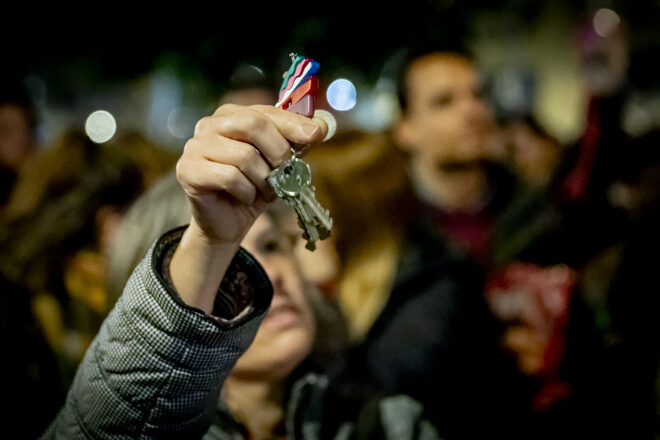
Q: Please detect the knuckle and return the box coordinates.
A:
[175,157,192,180]
[249,104,273,114]
[175,157,186,178]
[221,165,242,187]
[221,167,252,201]
[234,144,258,166]
[215,103,239,115]
[194,116,211,135]
[242,110,268,133]
[175,159,193,191]
[182,138,195,153]
[182,138,203,158]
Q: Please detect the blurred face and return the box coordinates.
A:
[0,103,34,171]
[231,209,316,381]
[396,54,495,167]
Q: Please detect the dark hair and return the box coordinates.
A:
[0,83,38,138]
[394,41,471,114]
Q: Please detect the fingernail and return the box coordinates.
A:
[301,122,321,138]
[313,110,337,142]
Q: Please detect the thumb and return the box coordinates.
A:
[312,109,337,142]
[295,110,337,155]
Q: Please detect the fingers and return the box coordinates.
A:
[185,135,275,201]
[199,108,290,168]
[180,103,330,206]
[313,109,336,142]
[176,153,259,206]
[212,104,328,156]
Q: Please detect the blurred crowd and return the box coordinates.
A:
[2,4,660,439]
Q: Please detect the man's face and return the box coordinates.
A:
[396,54,495,167]
[231,207,315,381]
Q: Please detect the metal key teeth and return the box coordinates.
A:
[267,154,332,251]
[314,211,333,234]
[316,230,329,242]
[297,216,309,237]
[296,215,326,251]
[296,216,317,249]
[299,228,316,250]
[310,210,331,235]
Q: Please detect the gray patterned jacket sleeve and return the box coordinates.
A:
[40,227,273,440]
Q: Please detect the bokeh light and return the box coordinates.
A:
[167,106,197,139]
[593,8,620,38]
[84,110,116,143]
[326,78,357,111]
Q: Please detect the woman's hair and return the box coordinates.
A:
[304,129,417,341]
[304,129,414,257]
[105,171,190,308]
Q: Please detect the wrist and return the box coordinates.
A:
[170,220,242,313]
[186,217,244,251]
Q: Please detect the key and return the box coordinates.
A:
[298,184,333,240]
[276,53,320,115]
[268,53,334,251]
[267,156,321,249]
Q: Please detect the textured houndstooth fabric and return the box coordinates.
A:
[40,227,273,440]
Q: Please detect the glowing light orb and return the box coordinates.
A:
[326,78,357,111]
[593,8,620,38]
[85,110,116,143]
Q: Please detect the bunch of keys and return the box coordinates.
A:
[267,53,333,251]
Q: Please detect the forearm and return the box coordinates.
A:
[41,228,273,439]
[170,219,242,314]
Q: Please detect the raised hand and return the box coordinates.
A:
[171,104,327,313]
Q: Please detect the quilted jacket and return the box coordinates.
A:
[40,228,441,440]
